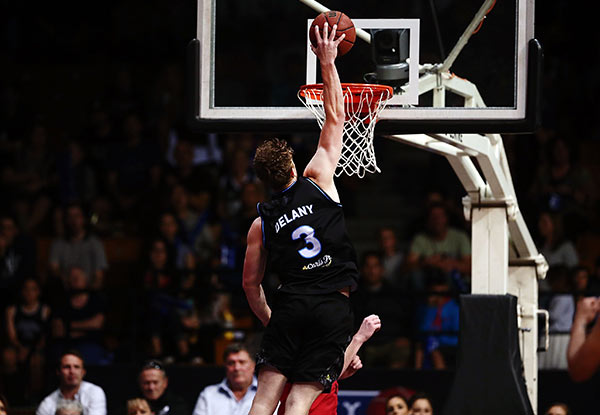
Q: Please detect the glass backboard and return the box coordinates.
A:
[188,0,541,134]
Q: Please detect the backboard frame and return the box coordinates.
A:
[187,0,542,134]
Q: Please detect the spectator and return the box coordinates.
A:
[141,238,185,361]
[50,267,109,365]
[106,112,161,229]
[55,398,84,415]
[174,268,230,364]
[56,140,98,206]
[544,402,571,415]
[4,277,50,401]
[407,392,434,415]
[414,270,460,370]
[36,350,107,415]
[385,394,410,415]
[538,266,575,369]
[137,359,189,415]
[0,214,36,313]
[529,136,596,233]
[157,212,195,271]
[217,148,255,220]
[377,226,405,287]
[163,137,218,193]
[352,251,412,368]
[567,296,600,382]
[126,398,152,415]
[192,343,256,415]
[571,265,591,300]
[169,184,216,269]
[536,211,579,271]
[404,202,471,292]
[0,122,56,233]
[48,202,108,291]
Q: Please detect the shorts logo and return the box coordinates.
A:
[302,254,332,270]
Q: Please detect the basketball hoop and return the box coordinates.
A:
[298,83,394,178]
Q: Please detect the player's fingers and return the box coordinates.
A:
[333,33,345,47]
[314,25,322,43]
[330,24,337,41]
[323,21,329,40]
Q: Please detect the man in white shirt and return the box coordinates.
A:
[36,350,106,415]
[193,343,257,415]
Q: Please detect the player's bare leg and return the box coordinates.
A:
[283,382,323,415]
[248,366,288,415]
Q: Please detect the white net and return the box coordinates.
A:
[298,83,393,178]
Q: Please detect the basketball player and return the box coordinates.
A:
[243,22,357,415]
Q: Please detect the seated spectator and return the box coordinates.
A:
[571,265,591,300]
[192,343,256,415]
[0,214,36,312]
[536,211,579,270]
[36,350,107,415]
[408,392,434,415]
[163,137,219,194]
[385,394,410,415]
[529,136,596,233]
[157,211,195,271]
[174,268,230,364]
[414,270,459,370]
[126,398,152,415]
[56,140,98,207]
[0,122,56,233]
[55,398,84,415]
[352,251,412,368]
[377,226,405,287]
[137,360,189,415]
[50,267,109,365]
[48,202,108,292]
[169,183,217,269]
[544,402,571,415]
[538,266,575,369]
[217,148,256,220]
[141,238,187,361]
[105,112,161,231]
[4,278,50,402]
[404,202,471,293]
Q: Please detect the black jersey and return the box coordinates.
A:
[257,176,359,294]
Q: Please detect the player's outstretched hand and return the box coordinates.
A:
[574,297,600,326]
[354,314,381,344]
[310,21,345,64]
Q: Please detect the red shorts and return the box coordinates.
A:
[278,381,339,415]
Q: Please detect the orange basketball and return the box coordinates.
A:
[309,11,356,56]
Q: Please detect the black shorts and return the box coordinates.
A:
[256,290,353,390]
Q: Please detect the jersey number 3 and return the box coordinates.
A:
[291,225,322,259]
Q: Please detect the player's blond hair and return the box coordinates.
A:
[253,138,295,191]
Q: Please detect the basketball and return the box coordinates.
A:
[309,11,356,56]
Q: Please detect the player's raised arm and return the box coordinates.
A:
[242,217,270,327]
[303,22,346,201]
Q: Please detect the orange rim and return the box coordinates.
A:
[299,83,393,116]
